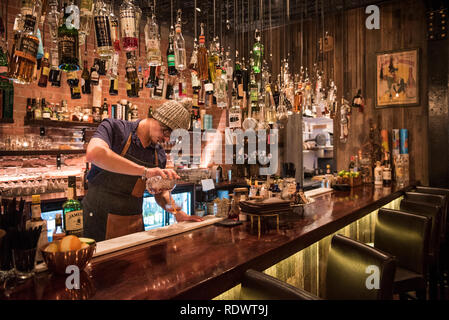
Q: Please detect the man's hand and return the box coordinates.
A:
[174,210,204,223]
[145,167,180,180]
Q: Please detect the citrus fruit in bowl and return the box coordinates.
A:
[41,235,96,275]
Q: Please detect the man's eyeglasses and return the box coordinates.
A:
[160,124,172,138]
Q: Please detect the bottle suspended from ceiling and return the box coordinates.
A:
[144,11,162,66]
[167,26,177,76]
[79,0,94,46]
[109,3,120,52]
[120,0,138,52]
[189,38,201,90]
[252,29,264,74]
[174,10,186,72]
[208,37,219,83]
[93,0,113,59]
[197,23,208,81]
[58,2,80,72]
[214,68,227,109]
[223,47,233,82]
[8,0,42,84]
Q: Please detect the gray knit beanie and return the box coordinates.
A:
[152,98,192,130]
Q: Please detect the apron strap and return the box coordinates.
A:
[120,133,133,157]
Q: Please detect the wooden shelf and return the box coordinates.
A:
[24,118,99,128]
[0,149,86,156]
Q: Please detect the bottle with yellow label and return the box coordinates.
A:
[63,176,83,237]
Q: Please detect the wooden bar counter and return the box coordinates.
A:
[2,183,414,300]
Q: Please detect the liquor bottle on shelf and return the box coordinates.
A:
[63,176,83,237]
[108,3,120,52]
[38,52,50,87]
[8,0,42,84]
[153,66,165,99]
[144,11,162,67]
[58,3,80,72]
[42,99,52,119]
[26,195,48,263]
[93,0,113,59]
[25,98,33,120]
[101,98,109,120]
[382,152,392,187]
[120,0,138,52]
[167,26,177,76]
[252,30,264,74]
[53,213,66,241]
[33,98,42,120]
[81,59,91,94]
[197,23,208,81]
[174,10,186,72]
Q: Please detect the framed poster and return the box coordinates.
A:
[375,48,420,108]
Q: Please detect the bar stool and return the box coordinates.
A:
[400,198,444,299]
[375,208,431,299]
[240,269,322,300]
[240,234,397,300]
[412,187,449,283]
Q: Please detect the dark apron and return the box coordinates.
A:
[82,133,159,242]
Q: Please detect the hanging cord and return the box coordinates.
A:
[171,0,173,28]
[321,0,325,74]
[269,0,272,66]
[300,0,304,69]
[213,0,216,38]
[194,0,197,40]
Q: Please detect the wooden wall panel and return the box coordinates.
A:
[257,0,428,184]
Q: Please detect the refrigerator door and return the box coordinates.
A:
[142,193,165,230]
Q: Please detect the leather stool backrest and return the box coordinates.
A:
[414,187,449,237]
[240,269,321,300]
[405,192,446,237]
[400,199,442,257]
[375,208,431,276]
[326,234,396,300]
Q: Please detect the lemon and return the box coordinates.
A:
[79,237,96,245]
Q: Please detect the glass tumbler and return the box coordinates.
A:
[12,247,37,280]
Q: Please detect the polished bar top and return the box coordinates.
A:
[3,183,414,300]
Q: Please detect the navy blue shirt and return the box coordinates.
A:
[87,119,166,181]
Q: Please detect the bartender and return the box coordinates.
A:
[83,99,203,242]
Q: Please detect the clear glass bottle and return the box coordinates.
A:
[144,13,162,66]
[58,3,80,72]
[223,48,233,82]
[197,23,208,81]
[125,51,138,85]
[174,10,186,71]
[79,0,94,45]
[93,0,113,59]
[214,69,227,109]
[63,176,83,237]
[26,194,48,262]
[8,0,42,84]
[189,39,201,90]
[229,88,242,129]
[109,4,120,52]
[119,0,138,52]
[53,213,66,241]
[46,0,61,44]
[252,29,264,74]
[167,26,177,76]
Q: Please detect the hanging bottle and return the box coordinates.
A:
[38,52,50,87]
[8,0,42,84]
[167,26,177,76]
[79,0,94,45]
[120,0,138,52]
[93,0,113,59]
[174,10,186,72]
[58,2,80,72]
[208,37,219,83]
[81,59,91,94]
[109,4,120,52]
[229,87,242,129]
[223,47,233,82]
[252,30,264,74]
[144,11,162,66]
[197,23,208,81]
[214,68,227,109]
[189,39,201,90]
[233,51,244,99]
